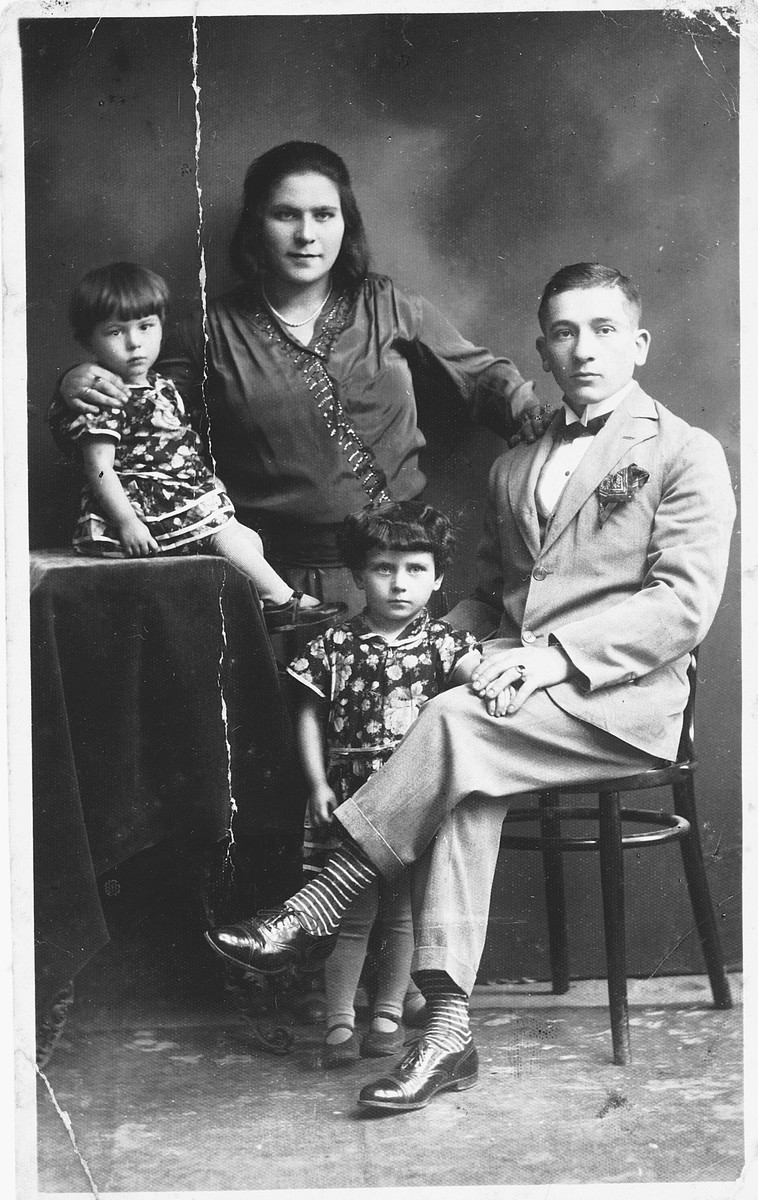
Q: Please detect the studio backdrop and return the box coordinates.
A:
[22,10,741,981]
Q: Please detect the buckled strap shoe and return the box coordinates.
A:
[263,593,347,633]
[357,1038,479,1111]
[204,907,338,975]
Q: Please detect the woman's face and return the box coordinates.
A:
[260,172,345,290]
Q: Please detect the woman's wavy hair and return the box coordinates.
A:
[229,141,371,288]
[338,501,456,576]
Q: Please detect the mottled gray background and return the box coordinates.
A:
[22,11,741,980]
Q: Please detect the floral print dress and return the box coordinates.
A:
[288,609,479,875]
[59,373,234,554]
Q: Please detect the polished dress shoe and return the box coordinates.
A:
[357,1037,478,1111]
[204,907,338,975]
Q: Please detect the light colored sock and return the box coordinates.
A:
[325,1025,355,1046]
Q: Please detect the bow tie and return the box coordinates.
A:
[558,412,611,443]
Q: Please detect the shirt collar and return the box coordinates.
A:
[353,607,431,643]
[562,379,636,427]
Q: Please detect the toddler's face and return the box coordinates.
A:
[353,548,442,632]
[87,313,163,385]
[536,285,650,410]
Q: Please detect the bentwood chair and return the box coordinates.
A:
[499,651,732,1065]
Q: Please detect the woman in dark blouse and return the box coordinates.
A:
[54,141,551,610]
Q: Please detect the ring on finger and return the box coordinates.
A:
[515,664,527,680]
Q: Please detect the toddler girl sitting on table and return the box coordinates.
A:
[52,261,343,631]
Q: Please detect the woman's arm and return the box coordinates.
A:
[390,279,555,442]
[81,436,159,557]
[50,307,205,428]
[294,692,338,827]
[55,365,130,415]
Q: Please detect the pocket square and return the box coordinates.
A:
[597,464,650,525]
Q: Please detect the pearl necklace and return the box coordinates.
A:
[262,283,332,328]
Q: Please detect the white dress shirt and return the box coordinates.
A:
[535,381,636,518]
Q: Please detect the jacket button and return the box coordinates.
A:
[532,567,547,581]
[523,630,537,644]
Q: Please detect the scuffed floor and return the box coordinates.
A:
[36,969,743,1193]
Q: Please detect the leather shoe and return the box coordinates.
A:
[204,907,338,975]
[357,1038,478,1112]
[263,593,347,633]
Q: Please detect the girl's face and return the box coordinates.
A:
[260,172,345,292]
[353,548,443,634]
[87,314,163,385]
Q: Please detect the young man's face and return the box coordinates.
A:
[537,285,650,411]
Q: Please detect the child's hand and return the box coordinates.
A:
[116,516,159,558]
[61,364,130,414]
[308,782,339,827]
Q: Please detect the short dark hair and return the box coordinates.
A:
[538,263,642,331]
[69,262,169,343]
[338,501,456,575]
[228,141,371,288]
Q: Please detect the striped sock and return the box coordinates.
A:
[286,843,378,935]
[415,970,472,1053]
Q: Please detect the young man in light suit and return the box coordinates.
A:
[207,263,736,1111]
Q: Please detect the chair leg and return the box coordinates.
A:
[539,791,569,994]
[598,790,631,1065]
[673,778,732,1009]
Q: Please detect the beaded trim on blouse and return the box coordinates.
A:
[245,289,392,507]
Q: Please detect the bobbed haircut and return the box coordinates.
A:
[69,261,169,344]
[228,141,371,288]
[537,262,642,331]
[338,501,456,575]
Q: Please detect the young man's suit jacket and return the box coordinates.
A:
[450,383,736,761]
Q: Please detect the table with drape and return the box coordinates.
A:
[30,551,303,1024]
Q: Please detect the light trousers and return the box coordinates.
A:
[336,684,659,994]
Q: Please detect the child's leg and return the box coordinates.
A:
[208,519,317,606]
[371,872,415,1026]
[324,882,380,1044]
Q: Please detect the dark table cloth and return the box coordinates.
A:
[31,551,302,1020]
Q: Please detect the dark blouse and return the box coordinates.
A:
[156,274,535,530]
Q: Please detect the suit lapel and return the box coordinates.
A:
[507,422,560,559]
[541,385,660,552]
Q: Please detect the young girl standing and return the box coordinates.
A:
[287,501,480,1066]
[54,261,343,630]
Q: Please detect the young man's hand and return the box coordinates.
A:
[117,516,160,557]
[470,645,574,717]
[308,782,339,827]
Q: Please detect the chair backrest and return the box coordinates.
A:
[676,649,699,764]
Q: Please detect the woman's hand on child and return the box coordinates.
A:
[470,645,575,717]
[116,516,160,557]
[61,364,130,414]
[308,782,339,827]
